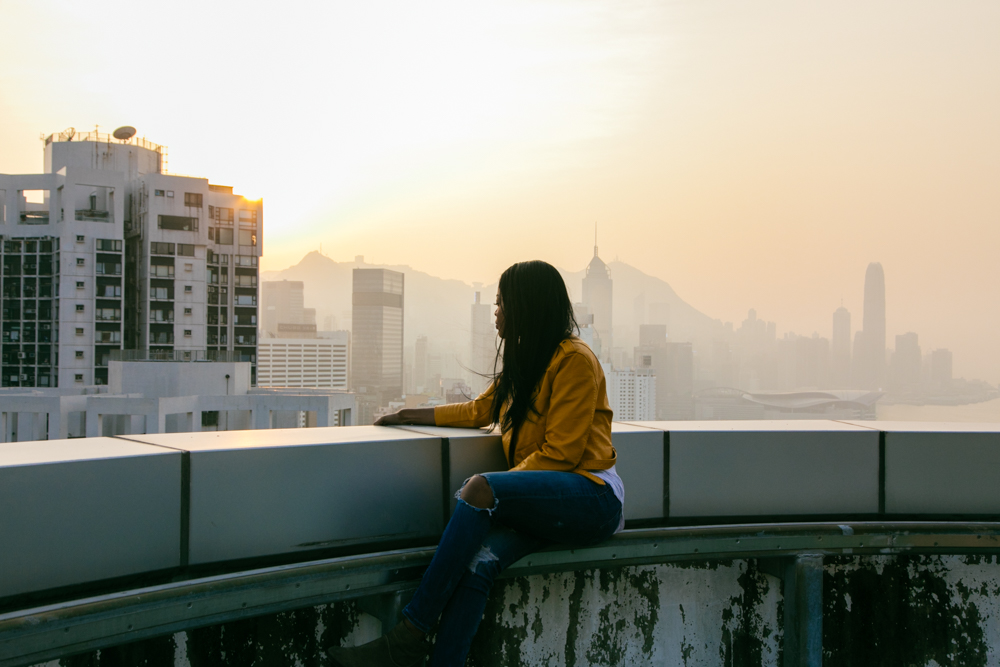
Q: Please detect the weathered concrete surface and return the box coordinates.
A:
[824,555,1000,667]
[29,555,1000,666]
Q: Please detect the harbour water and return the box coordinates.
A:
[877,397,1000,423]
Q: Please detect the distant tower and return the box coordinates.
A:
[351,268,404,424]
[832,306,851,388]
[582,232,613,363]
[861,263,886,390]
[470,291,494,395]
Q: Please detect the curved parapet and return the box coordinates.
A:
[4,420,1000,665]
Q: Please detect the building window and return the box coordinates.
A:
[158,215,198,232]
[184,192,203,207]
[75,304,85,312]
[75,327,84,336]
[154,189,165,196]
[74,374,84,383]
[76,257,85,266]
[177,243,195,256]
[184,329,192,337]
[75,350,84,359]
[238,230,257,247]
[185,263,193,272]
[76,281,85,289]
[184,307,192,315]
[166,190,174,198]
[209,206,234,223]
[239,209,258,225]
[210,228,234,245]
[150,242,175,255]
[76,235,85,243]
[184,285,192,293]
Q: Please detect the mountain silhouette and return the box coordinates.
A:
[262,252,727,356]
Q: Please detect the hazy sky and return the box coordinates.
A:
[2,1,999,380]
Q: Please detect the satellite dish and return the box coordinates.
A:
[65,127,75,141]
[113,126,136,141]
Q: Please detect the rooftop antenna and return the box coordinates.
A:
[594,222,598,258]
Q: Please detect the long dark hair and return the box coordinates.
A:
[489,260,577,467]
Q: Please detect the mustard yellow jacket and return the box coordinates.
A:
[434,336,616,484]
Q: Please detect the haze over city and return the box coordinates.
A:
[2,0,999,382]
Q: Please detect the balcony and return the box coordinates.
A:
[18,211,49,225]
[75,209,110,222]
[3,422,1000,665]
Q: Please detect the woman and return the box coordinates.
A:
[329,260,624,667]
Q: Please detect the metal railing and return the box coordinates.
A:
[109,349,241,362]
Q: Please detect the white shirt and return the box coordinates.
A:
[591,465,626,534]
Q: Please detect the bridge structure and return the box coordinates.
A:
[3,420,1000,666]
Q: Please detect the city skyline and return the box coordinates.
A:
[2,1,999,382]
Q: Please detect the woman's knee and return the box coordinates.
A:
[460,475,495,510]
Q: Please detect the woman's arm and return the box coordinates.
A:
[375,408,436,426]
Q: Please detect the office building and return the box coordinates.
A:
[470,290,495,394]
[582,244,613,362]
[257,330,349,390]
[635,337,694,420]
[3,129,261,387]
[858,262,886,389]
[262,281,311,338]
[832,306,851,388]
[929,349,953,392]
[890,332,921,395]
[351,268,404,424]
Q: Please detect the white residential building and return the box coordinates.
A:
[0,128,262,388]
[606,367,656,421]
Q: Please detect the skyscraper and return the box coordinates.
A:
[582,243,612,363]
[351,268,404,424]
[860,262,886,389]
[890,332,921,395]
[470,291,494,395]
[832,306,851,388]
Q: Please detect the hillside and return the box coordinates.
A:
[262,253,727,353]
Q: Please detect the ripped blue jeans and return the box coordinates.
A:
[402,470,622,667]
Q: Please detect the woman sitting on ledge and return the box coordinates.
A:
[329,260,624,667]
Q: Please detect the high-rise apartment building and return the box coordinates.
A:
[351,268,404,424]
[832,306,851,388]
[1,129,262,387]
[859,262,886,390]
[582,245,612,362]
[470,291,494,394]
[606,367,656,421]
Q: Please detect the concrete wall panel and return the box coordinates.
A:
[0,438,180,598]
[646,421,879,518]
[611,423,665,521]
[871,422,1000,514]
[126,426,443,565]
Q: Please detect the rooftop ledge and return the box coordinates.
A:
[4,421,1000,665]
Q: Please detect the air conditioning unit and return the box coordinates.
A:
[19,374,28,381]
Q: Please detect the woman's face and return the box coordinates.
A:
[494,291,505,339]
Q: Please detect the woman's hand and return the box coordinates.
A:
[374,407,436,427]
[374,412,405,426]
